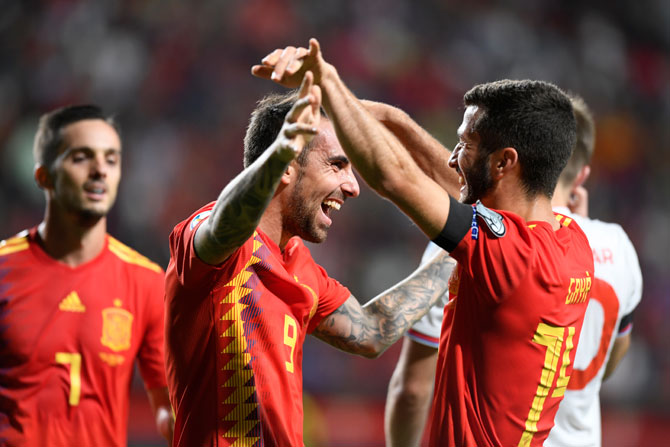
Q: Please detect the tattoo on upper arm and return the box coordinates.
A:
[313,253,456,356]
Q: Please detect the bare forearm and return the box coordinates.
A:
[313,252,455,357]
[362,100,460,197]
[319,67,419,195]
[195,143,295,264]
[317,67,448,237]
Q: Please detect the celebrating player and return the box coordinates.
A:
[0,105,173,446]
[384,95,643,447]
[253,38,594,446]
[164,72,455,446]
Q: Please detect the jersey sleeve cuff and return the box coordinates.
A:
[407,328,440,349]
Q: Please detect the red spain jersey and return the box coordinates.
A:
[165,202,351,447]
[429,205,594,447]
[0,228,167,447]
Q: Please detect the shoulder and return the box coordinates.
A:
[106,236,163,275]
[172,202,217,237]
[0,230,31,258]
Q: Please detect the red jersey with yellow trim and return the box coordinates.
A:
[0,227,167,447]
[429,210,594,447]
[165,202,351,447]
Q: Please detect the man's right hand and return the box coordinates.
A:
[251,38,330,89]
[273,70,322,159]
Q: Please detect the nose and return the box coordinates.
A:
[90,154,108,179]
[342,167,360,198]
[448,144,460,169]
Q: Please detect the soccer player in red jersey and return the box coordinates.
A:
[0,105,173,446]
[253,39,594,447]
[165,73,455,446]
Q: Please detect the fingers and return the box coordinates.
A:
[310,84,322,117]
[285,94,314,124]
[283,122,319,140]
[277,122,319,157]
[260,48,283,67]
[271,46,299,81]
[250,64,274,79]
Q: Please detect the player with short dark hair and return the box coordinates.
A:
[164,73,455,446]
[253,38,594,447]
[383,94,641,447]
[0,104,173,446]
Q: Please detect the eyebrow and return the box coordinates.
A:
[55,146,121,163]
[328,155,350,165]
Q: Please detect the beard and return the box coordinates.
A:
[461,152,494,205]
[284,176,329,244]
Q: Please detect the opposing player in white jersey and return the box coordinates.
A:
[384,95,643,447]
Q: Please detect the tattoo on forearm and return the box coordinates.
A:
[198,151,292,260]
[314,253,456,356]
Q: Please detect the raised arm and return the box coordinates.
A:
[194,73,321,264]
[252,39,453,240]
[361,100,461,198]
[312,250,456,358]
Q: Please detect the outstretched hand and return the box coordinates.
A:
[274,71,322,158]
[251,38,326,88]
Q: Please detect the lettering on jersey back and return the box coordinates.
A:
[593,247,614,265]
[565,272,592,305]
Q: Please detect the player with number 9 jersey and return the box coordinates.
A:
[0,228,167,447]
[165,202,351,447]
[429,203,594,447]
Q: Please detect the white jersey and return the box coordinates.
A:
[406,242,451,348]
[409,208,642,447]
[545,208,642,447]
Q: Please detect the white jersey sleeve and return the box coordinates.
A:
[406,242,453,349]
[546,209,643,447]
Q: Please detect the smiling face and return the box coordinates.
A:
[284,119,360,243]
[448,105,494,204]
[46,119,122,220]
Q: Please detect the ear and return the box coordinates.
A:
[573,165,591,189]
[280,162,297,186]
[491,147,518,180]
[34,164,53,190]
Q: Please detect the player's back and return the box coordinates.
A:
[545,210,642,447]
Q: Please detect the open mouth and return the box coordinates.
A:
[321,199,341,218]
[83,183,107,200]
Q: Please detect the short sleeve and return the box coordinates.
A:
[618,227,643,316]
[450,208,534,304]
[306,262,351,333]
[168,203,220,288]
[137,268,168,389]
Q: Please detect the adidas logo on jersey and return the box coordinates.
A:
[59,291,86,313]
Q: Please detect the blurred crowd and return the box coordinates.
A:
[1,0,668,445]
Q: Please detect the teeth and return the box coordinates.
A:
[323,200,341,211]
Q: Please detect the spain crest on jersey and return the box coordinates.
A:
[100,299,134,352]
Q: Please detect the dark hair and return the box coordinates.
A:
[243,90,325,168]
[463,79,576,198]
[33,104,119,170]
[559,94,595,186]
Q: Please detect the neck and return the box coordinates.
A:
[483,189,559,230]
[38,204,108,267]
[258,199,291,251]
